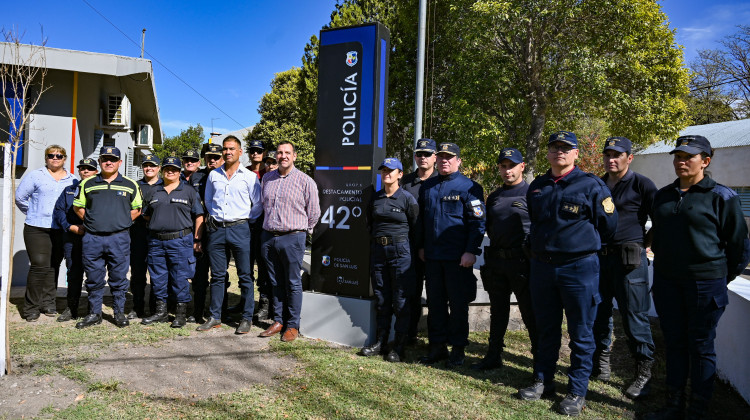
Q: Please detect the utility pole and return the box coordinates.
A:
[140,29,146,58]
[413,0,428,170]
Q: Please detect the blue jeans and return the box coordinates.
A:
[652,273,727,400]
[530,253,600,397]
[370,240,415,334]
[207,222,254,320]
[593,248,654,360]
[147,233,194,303]
[82,230,131,314]
[424,259,477,347]
[262,230,306,329]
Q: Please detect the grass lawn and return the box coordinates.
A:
[5,278,750,419]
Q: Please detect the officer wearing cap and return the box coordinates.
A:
[646,135,750,419]
[473,148,537,371]
[400,138,438,345]
[359,158,419,362]
[416,142,486,367]
[73,147,142,328]
[264,151,278,172]
[53,158,98,321]
[591,137,657,399]
[181,148,202,181]
[518,131,617,416]
[189,142,224,323]
[140,157,205,328]
[127,154,163,320]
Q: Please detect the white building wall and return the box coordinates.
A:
[631,146,750,189]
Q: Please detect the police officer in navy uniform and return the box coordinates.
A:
[646,135,750,419]
[127,154,163,320]
[592,137,657,399]
[518,131,617,417]
[417,142,486,367]
[141,157,205,328]
[473,148,537,371]
[73,147,142,328]
[188,143,224,323]
[181,149,205,187]
[359,158,419,362]
[400,138,438,345]
[53,158,98,321]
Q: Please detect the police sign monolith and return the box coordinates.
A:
[310,23,390,298]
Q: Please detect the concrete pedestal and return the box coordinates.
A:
[299,291,377,348]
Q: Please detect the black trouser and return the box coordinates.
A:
[129,221,152,313]
[23,224,64,316]
[407,252,426,339]
[62,231,84,314]
[480,256,538,356]
[251,218,271,301]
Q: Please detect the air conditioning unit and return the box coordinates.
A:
[136,124,153,148]
[107,94,130,127]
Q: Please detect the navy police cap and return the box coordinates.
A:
[497,148,523,164]
[670,135,712,156]
[204,143,223,156]
[182,149,200,160]
[78,158,98,170]
[437,142,460,157]
[415,138,437,153]
[99,146,121,159]
[248,139,265,151]
[603,137,632,155]
[141,154,161,166]
[378,157,403,171]
[548,131,578,149]
[162,156,182,169]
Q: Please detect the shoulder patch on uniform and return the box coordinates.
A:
[602,196,615,214]
[511,201,525,208]
[711,184,738,201]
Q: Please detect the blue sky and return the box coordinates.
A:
[4,1,750,138]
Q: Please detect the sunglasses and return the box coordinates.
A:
[47,153,65,160]
[183,158,200,163]
[250,149,265,155]
[415,152,434,158]
[101,156,119,162]
[547,145,574,153]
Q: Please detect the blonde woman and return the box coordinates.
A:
[15,145,76,321]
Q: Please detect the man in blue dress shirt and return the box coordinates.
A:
[197,136,262,334]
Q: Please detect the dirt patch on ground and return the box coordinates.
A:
[0,374,84,418]
[86,326,297,400]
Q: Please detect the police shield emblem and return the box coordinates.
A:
[322,255,331,266]
[346,51,358,67]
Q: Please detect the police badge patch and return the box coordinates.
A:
[602,197,615,214]
[346,51,358,67]
[470,199,484,217]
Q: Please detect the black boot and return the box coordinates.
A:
[141,300,169,325]
[253,297,270,322]
[643,387,686,420]
[686,394,710,420]
[360,329,389,357]
[419,343,449,364]
[446,346,466,367]
[471,337,503,371]
[171,303,187,328]
[75,313,102,329]
[592,348,611,381]
[385,333,407,363]
[625,359,653,399]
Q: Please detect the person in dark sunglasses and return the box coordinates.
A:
[15,145,76,321]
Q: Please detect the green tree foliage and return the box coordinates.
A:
[251,0,690,187]
[153,124,205,162]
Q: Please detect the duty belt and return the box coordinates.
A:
[485,246,524,259]
[212,218,248,228]
[533,251,594,265]
[373,235,408,245]
[599,242,643,256]
[152,227,192,241]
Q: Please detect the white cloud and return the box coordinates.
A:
[674,3,750,60]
